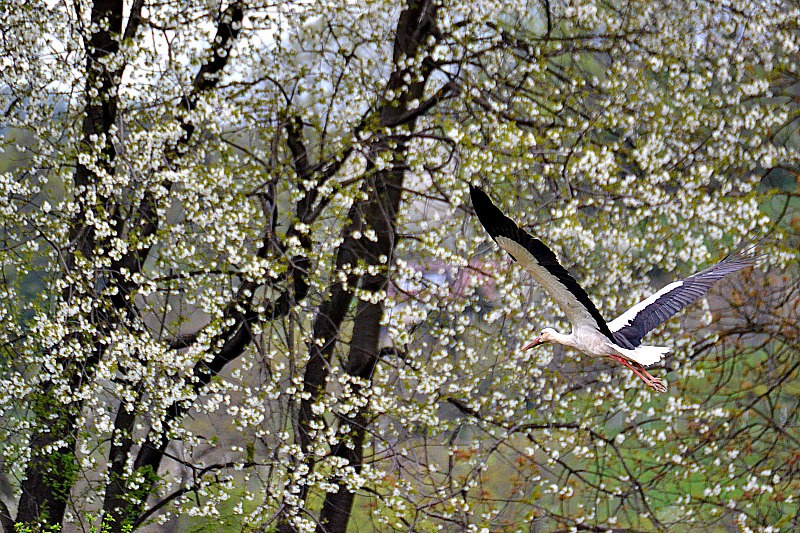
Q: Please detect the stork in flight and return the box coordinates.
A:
[470,185,755,393]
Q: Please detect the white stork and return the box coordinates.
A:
[470,185,755,393]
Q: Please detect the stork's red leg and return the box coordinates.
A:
[618,358,656,387]
[608,354,667,393]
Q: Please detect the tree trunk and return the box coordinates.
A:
[16,0,124,525]
[282,2,438,530]
[316,241,395,532]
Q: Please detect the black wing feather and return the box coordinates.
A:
[611,253,755,347]
[470,185,616,342]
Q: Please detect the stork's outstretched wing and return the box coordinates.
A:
[470,185,615,341]
[608,252,755,347]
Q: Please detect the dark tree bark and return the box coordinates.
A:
[315,167,404,532]
[15,0,125,525]
[0,500,12,533]
[281,2,439,531]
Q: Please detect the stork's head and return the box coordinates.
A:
[523,327,557,350]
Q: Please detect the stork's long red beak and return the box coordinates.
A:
[522,337,542,350]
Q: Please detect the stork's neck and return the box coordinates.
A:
[549,330,578,349]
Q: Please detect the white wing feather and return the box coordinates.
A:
[496,236,602,330]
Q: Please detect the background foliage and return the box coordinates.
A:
[0,0,798,531]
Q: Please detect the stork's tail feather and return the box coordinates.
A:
[616,345,670,367]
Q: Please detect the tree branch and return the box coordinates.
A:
[122,0,145,42]
[382,80,460,128]
[102,3,249,524]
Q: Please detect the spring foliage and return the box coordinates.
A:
[0,0,798,531]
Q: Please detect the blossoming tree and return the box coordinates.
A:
[0,0,797,531]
